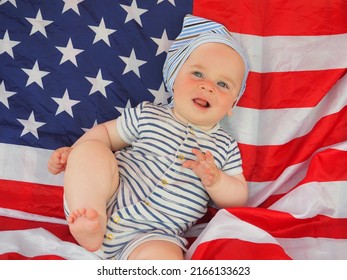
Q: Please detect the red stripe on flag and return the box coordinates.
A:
[228,208,347,239]
[240,70,346,109]
[298,149,347,183]
[0,253,64,260]
[0,216,75,243]
[191,238,292,260]
[258,148,347,208]
[0,179,64,219]
[241,106,347,182]
[193,0,347,36]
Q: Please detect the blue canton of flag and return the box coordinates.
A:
[0,0,192,150]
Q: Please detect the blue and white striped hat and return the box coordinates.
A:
[163,14,250,105]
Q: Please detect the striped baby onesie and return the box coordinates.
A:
[101,101,243,259]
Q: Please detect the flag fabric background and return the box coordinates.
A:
[0,0,346,260]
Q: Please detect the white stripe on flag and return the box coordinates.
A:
[232,33,347,73]
[277,237,347,260]
[0,207,67,225]
[269,181,347,219]
[0,228,99,260]
[0,143,63,186]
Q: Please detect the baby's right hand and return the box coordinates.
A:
[48,147,72,175]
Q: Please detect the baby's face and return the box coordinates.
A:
[172,42,245,130]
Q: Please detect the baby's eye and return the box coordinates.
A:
[217,81,229,89]
[193,71,203,78]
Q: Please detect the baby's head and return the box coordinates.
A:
[163,14,250,130]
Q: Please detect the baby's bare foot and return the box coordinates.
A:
[68,208,105,252]
[67,208,87,223]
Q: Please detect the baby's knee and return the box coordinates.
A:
[128,240,184,260]
[70,140,114,161]
[72,140,106,154]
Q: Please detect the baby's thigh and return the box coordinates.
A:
[127,240,184,260]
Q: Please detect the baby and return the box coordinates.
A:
[48,14,250,260]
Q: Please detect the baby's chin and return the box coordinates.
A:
[189,120,218,131]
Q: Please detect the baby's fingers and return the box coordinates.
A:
[48,152,63,167]
[205,151,215,164]
[60,148,72,164]
[48,161,63,175]
[182,160,198,169]
[48,147,70,174]
[191,148,206,161]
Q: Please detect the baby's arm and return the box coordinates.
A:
[183,148,248,208]
[72,120,128,152]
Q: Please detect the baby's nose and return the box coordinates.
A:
[199,83,214,93]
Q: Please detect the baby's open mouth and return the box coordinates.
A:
[193,98,210,108]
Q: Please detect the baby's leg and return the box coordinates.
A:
[128,240,184,260]
[64,140,119,252]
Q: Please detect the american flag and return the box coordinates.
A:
[0,0,346,260]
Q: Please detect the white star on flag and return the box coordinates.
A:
[0,81,16,109]
[120,0,148,27]
[151,30,173,56]
[86,69,113,97]
[21,60,50,88]
[17,111,46,139]
[62,0,84,15]
[157,0,176,6]
[0,30,20,58]
[119,49,147,78]
[89,18,117,46]
[52,89,80,117]
[0,0,17,8]
[149,83,171,105]
[56,38,84,66]
[115,99,132,115]
[82,120,98,133]
[25,9,53,38]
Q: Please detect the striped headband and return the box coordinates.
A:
[163,14,250,105]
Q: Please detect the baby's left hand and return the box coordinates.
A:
[182,148,221,188]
